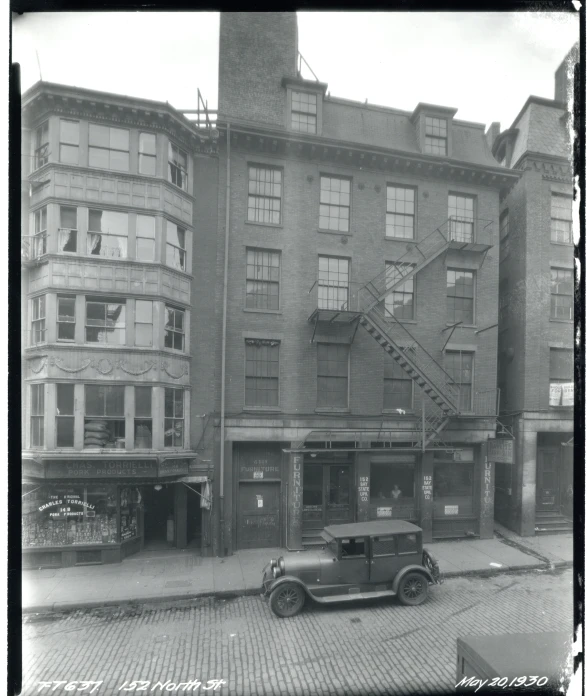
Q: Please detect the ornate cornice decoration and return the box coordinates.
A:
[119,360,155,376]
[92,358,115,375]
[53,357,92,373]
[517,155,573,182]
[162,361,189,379]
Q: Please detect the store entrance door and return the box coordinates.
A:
[302,463,353,533]
[536,448,560,512]
[143,485,175,547]
[186,484,202,550]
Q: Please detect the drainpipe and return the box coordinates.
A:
[219,122,231,557]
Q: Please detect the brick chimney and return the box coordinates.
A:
[554,43,579,106]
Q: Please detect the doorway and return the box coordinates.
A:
[536,448,560,512]
[142,484,174,548]
[186,484,203,550]
[302,463,354,534]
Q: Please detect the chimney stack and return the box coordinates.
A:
[554,43,579,106]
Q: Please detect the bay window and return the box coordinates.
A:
[84,385,125,449]
[88,209,129,259]
[86,298,126,345]
[164,388,184,448]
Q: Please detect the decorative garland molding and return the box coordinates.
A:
[29,357,47,374]
[119,360,155,376]
[53,357,92,373]
[162,361,189,379]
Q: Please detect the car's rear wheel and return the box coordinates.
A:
[269,582,306,618]
[398,572,428,606]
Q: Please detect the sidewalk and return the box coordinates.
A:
[22,529,573,614]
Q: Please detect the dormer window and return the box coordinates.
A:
[291,91,317,133]
[424,117,447,155]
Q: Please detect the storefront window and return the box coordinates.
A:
[120,487,142,542]
[370,462,415,502]
[22,485,118,547]
[433,460,474,517]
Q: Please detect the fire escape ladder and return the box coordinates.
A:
[420,398,452,450]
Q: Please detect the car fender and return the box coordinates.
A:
[391,565,434,593]
[267,575,311,597]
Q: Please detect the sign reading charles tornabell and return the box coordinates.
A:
[238,444,282,480]
[46,459,158,479]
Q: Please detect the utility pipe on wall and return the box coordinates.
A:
[219,122,231,557]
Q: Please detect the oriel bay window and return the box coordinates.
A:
[549,348,574,407]
[448,194,475,242]
[136,214,156,262]
[88,209,129,258]
[84,385,125,449]
[139,132,157,176]
[318,256,349,310]
[59,206,77,253]
[59,119,79,165]
[245,339,280,407]
[134,300,153,347]
[164,388,184,448]
[56,384,75,448]
[86,298,126,345]
[30,384,44,448]
[31,295,46,344]
[89,124,130,172]
[246,248,280,310]
[447,269,474,324]
[386,186,416,239]
[319,176,351,232]
[168,142,188,191]
[550,268,573,320]
[33,121,49,170]
[57,296,76,341]
[164,305,185,351]
[134,386,153,449]
[247,166,282,225]
[317,343,349,408]
[445,350,473,412]
[384,350,414,411]
[166,221,186,271]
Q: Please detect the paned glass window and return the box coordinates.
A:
[386,186,416,239]
[57,296,76,341]
[246,249,280,310]
[30,384,44,447]
[245,340,279,407]
[424,117,447,155]
[447,269,474,324]
[549,349,574,407]
[84,385,125,448]
[319,176,351,232]
[551,193,572,244]
[136,214,156,261]
[88,209,128,258]
[59,119,79,164]
[370,462,415,502]
[291,91,317,133]
[448,194,475,242]
[445,351,473,411]
[317,343,349,408]
[85,299,126,345]
[56,384,74,447]
[134,386,152,448]
[166,221,186,271]
[33,122,49,169]
[397,533,418,555]
[341,538,366,557]
[139,132,157,176]
[385,263,415,320]
[168,143,188,191]
[247,166,282,224]
[318,256,349,310]
[164,388,184,448]
[384,349,414,411]
[89,124,130,171]
[372,536,396,557]
[134,300,153,347]
[59,206,77,253]
[164,305,185,352]
[33,206,48,258]
[550,268,573,320]
[31,295,46,345]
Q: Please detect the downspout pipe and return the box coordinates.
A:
[219,122,230,557]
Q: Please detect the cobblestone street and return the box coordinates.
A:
[22,568,574,696]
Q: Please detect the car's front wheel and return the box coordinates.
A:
[269,582,306,618]
[397,572,429,606]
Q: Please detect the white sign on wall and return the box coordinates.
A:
[377,507,392,518]
[253,471,264,479]
[445,505,459,515]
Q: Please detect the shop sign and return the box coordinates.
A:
[253,471,263,479]
[256,495,263,508]
[46,459,158,479]
[487,439,513,464]
[562,383,574,407]
[240,463,281,480]
[422,476,432,501]
[445,505,459,515]
[377,507,392,518]
[22,458,44,479]
[158,459,189,477]
[358,476,369,503]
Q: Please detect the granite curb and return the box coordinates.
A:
[23,560,573,616]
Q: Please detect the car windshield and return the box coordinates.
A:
[321,532,338,554]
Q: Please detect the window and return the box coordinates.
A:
[549,349,573,407]
[384,350,414,411]
[385,263,415,320]
[291,91,317,133]
[245,339,279,407]
[86,299,126,345]
[33,122,49,169]
[134,386,152,448]
[340,538,366,558]
[447,269,474,324]
[424,117,447,155]
[386,186,416,239]
[370,462,415,501]
[59,119,79,164]
[397,533,418,555]
[31,295,46,344]
[445,351,473,411]
[33,206,47,258]
[317,343,349,408]
[372,536,396,557]
[164,305,185,352]
[57,296,76,341]
[30,384,44,447]
[550,268,573,320]
[319,176,350,232]
[84,385,125,448]
[56,384,74,447]
[136,215,156,261]
[166,221,186,271]
[551,194,572,244]
[89,124,130,172]
[448,194,475,242]
[318,256,349,310]
[247,166,282,225]
[139,132,157,176]
[164,388,184,448]
[134,300,153,347]
[499,210,509,241]
[168,143,188,191]
[57,206,78,253]
[434,462,473,498]
[246,249,280,310]
[88,209,129,258]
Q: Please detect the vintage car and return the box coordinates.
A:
[262,520,442,618]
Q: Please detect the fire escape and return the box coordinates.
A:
[308,217,496,450]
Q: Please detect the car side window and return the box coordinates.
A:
[372,535,396,557]
[397,533,419,555]
[340,537,366,558]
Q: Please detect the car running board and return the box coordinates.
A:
[311,589,397,604]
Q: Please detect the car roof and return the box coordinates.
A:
[322,520,422,538]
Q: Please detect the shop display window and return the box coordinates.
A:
[22,485,118,547]
[370,462,415,503]
[433,461,474,517]
[120,487,142,542]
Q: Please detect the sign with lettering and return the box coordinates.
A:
[422,475,432,501]
[239,463,280,480]
[46,459,158,479]
[158,459,189,477]
[377,507,392,518]
[487,439,513,464]
[562,383,574,407]
[253,471,263,479]
[445,505,458,515]
[358,476,370,503]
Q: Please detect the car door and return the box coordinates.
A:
[369,534,404,584]
[338,536,370,588]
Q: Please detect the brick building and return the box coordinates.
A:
[211,12,519,554]
[491,45,577,537]
[20,82,219,566]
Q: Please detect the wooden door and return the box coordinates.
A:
[237,482,280,549]
[536,449,560,512]
[326,464,353,525]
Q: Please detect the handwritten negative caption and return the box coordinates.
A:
[37,680,227,693]
[456,675,550,692]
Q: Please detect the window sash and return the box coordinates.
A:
[30,384,44,447]
[139,133,157,175]
[164,306,185,351]
[168,143,188,190]
[447,269,474,324]
[85,385,125,417]
[85,301,126,344]
[318,256,350,310]
[247,167,282,224]
[245,343,279,407]
[424,136,447,155]
[317,344,349,408]
[34,122,49,168]
[550,269,573,320]
[445,351,473,411]
[246,249,280,310]
[319,177,351,232]
[386,186,415,239]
